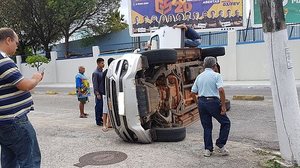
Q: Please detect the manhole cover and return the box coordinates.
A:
[74,151,127,167]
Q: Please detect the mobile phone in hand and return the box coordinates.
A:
[39,67,45,75]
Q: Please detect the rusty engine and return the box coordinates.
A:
[136,48,204,129]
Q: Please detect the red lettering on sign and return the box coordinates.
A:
[174,1,193,13]
[155,0,192,15]
[155,0,172,15]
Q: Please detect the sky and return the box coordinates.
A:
[120,0,129,22]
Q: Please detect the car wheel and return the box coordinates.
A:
[201,47,225,60]
[140,49,177,65]
[151,127,186,142]
[216,62,221,73]
[225,99,231,111]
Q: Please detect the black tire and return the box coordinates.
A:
[216,62,221,73]
[201,47,225,60]
[225,99,231,111]
[140,49,177,65]
[151,127,186,142]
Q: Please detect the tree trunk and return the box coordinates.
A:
[259,0,286,32]
[43,44,51,59]
[259,0,300,165]
[64,35,70,58]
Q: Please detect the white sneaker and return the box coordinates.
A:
[203,149,212,157]
[217,146,229,156]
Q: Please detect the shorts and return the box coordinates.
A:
[103,95,108,114]
[78,97,88,104]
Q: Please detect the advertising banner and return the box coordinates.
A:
[129,0,245,36]
[252,0,300,26]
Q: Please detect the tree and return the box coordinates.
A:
[0,0,36,56]
[0,0,62,58]
[48,0,121,58]
[1,0,125,59]
[93,10,128,35]
[25,54,50,71]
[22,0,63,58]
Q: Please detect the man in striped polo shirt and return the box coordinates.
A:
[0,28,43,168]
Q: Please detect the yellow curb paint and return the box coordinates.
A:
[233,95,264,101]
[46,90,58,95]
[68,91,77,95]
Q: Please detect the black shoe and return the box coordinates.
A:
[97,122,103,126]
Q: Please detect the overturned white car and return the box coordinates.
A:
[106,27,229,143]
[105,47,229,143]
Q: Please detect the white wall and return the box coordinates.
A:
[18,36,300,83]
[235,42,269,80]
[56,57,95,83]
[218,31,300,81]
[20,59,56,83]
[218,31,237,81]
[287,39,300,79]
[19,48,123,84]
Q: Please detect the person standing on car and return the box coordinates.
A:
[75,66,90,118]
[0,27,43,168]
[92,58,105,126]
[172,23,201,47]
[191,56,230,157]
[102,58,114,132]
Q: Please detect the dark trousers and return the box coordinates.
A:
[95,97,103,125]
[198,97,231,151]
[0,115,41,168]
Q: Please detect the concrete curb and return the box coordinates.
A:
[233,95,264,101]
[36,80,300,88]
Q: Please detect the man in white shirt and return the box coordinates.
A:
[191,56,230,157]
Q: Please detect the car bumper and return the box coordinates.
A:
[106,54,152,143]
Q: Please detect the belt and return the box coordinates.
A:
[0,114,28,126]
[199,96,219,100]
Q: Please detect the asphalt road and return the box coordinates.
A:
[26,86,300,168]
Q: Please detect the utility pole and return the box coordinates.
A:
[259,0,300,165]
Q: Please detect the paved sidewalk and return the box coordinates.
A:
[30,92,277,168]
[37,80,300,88]
[30,82,300,167]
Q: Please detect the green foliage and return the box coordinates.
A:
[48,0,121,57]
[15,46,33,57]
[106,10,128,32]
[0,0,123,58]
[0,0,62,58]
[264,158,281,168]
[25,55,50,71]
[93,9,128,35]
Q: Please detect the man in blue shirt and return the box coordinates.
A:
[92,58,105,126]
[173,23,201,47]
[191,56,230,157]
[0,27,43,168]
[75,66,90,118]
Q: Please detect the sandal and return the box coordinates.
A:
[80,115,87,118]
[102,127,109,132]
